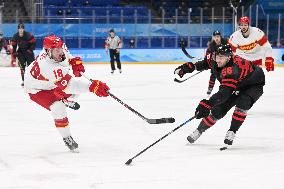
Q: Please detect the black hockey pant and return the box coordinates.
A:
[109,49,121,71]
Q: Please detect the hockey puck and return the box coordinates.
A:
[220,147,228,151]
[125,159,132,165]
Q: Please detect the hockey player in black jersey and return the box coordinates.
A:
[11,23,36,86]
[174,44,265,146]
[205,31,228,95]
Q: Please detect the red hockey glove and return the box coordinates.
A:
[174,62,195,78]
[89,80,110,97]
[265,57,274,72]
[69,57,85,77]
[53,87,72,100]
[195,99,212,119]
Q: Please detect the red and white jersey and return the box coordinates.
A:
[24,44,89,94]
[228,27,273,61]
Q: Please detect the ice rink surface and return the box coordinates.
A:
[0,64,283,189]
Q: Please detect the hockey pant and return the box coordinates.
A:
[29,89,73,138]
[17,51,35,81]
[198,85,263,132]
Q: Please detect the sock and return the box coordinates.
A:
[55,117,71,138]
[229,108,247,133]
[197,114,218,132]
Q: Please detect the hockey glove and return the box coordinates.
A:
[69,57,85,77]
[195,99,212,119]
[265,57,274,72]
[89,80,110,97]
[174,62,195,78]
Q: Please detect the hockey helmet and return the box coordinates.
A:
[215,44,232,56]
[213,30,221,36]
[43,35,64,49]
[239,16,250,24]
[109,29,115,33]
[18,23,25,29]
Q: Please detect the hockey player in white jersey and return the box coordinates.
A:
[24,35,110,152]
[228,16,274,72]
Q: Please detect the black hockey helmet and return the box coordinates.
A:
[215,44,232,56]
[213,30,221,36]
[18,23,25,29]
[109,28,115,33]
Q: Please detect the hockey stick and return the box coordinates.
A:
[174,71,203,83]
[174,47,204,83]
[125,115,196,165]
[181,47,195,59]
[80,72,175,124]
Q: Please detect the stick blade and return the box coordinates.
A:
[147,117,175,124]
[174,78,184,83]
[125,159,132,165]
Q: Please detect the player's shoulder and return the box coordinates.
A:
[230,30,241,38]
[24,31,32,37]
[221,38,228,44]
[250,27,265,37]
[12,32,19,39]
[36,49,48,61]
[229,30,241,43]
[250,26,263,33]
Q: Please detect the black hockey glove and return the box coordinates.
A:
[174,62,195,78]
[195,99,212,119]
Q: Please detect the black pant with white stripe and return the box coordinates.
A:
[109,49,121,71]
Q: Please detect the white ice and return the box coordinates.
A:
[0,65,283,189]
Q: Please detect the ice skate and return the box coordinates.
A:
[63,136,79,153]
[187,129,202,143]
[224,130,235,145]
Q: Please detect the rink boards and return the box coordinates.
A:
[33,48,284,66]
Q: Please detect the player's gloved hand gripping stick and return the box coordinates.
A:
[80,72,175,125]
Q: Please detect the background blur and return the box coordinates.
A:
[0,0,283,49]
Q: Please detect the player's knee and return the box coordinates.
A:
[234,107,248,114]
[236,95,253,110]
[211,107,227,119]
[50,101,67,119]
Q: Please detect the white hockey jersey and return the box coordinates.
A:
[105,36,123,50]
[228,27,273,61]
[24,44,89,94]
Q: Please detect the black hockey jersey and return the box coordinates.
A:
[194,55,265,106]
[11,31,36,53]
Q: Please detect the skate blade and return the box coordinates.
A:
[70,148,80,153]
